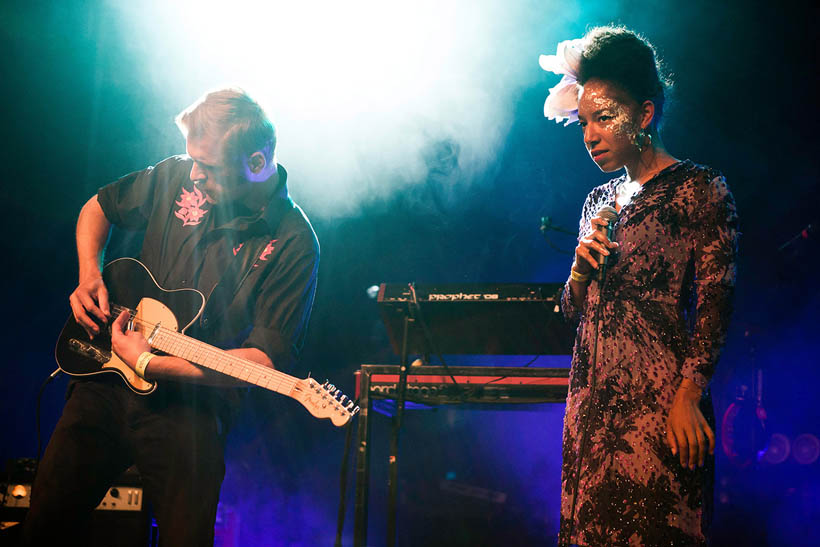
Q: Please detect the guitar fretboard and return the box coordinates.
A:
[150,328,298,395]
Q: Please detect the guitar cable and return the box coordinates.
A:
[406,283,459,387]
[33,368,62,482]
[479,353,544,386]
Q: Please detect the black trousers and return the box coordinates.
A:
[23,377,227,547]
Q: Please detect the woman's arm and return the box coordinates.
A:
[667,174,739,468]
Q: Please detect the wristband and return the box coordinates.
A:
[134,352,154,380]
[570,268,591,283]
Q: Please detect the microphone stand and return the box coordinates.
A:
[540,216,576,256]
[565,210,617,545]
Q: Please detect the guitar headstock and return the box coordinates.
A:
[293,378,359,426]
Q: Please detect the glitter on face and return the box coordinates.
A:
[577,80,644,173]
[587,93,638,138]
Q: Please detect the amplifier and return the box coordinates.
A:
[1,461,150,547]
[3,484,143,511]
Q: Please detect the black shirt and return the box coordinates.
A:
[97,155,319,373]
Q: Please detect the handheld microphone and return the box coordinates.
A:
[596,206,619,282]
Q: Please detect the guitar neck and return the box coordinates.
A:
[149,328,297,395]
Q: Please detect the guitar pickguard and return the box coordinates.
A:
[55,257,206,395]
[100,297,181,393]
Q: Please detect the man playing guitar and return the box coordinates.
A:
[24,88,321,546]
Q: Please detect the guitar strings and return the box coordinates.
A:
[107,303,302,394]
[105,303,351,419]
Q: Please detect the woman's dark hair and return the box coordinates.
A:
[577,26,672,127]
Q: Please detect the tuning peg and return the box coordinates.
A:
[339,394,348,405]
[326,383,336,393]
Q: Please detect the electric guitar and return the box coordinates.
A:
[54,257,358,426]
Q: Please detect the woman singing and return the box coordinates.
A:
[540,26,738,545]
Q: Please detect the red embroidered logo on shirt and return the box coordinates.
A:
[232,240,277,267]
[174,186,213,226]
[258,239,277,262]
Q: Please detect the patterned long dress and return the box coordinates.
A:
[558,160,738,546]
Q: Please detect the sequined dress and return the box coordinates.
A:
[558,160,738,546]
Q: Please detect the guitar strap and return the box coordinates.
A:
[198,196,294,333]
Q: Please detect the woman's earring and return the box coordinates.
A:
[633,129,651,152]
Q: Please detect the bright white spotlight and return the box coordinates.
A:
[108,0,581,215]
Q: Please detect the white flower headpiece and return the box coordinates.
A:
[539,38,584,126]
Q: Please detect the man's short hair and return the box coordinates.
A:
[176,87,276,163]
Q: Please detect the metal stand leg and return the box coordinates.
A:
[386,315,412,547]
[351,364,570,546]
[353,368,372,547]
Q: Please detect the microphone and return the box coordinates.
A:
[596,206,619,282]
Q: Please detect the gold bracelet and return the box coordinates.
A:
[134,352,154,380]
[570,268,591,283]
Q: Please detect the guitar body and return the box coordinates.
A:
[54,257,358,425]
[54,257,206,394]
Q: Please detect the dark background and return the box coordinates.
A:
[1,1,818,545]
